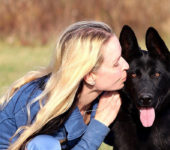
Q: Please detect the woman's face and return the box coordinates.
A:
[94,35,129,91]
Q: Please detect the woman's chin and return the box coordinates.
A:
[108,84,125,91]
[116,83,125,90]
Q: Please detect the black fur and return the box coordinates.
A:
[105,25,170,150]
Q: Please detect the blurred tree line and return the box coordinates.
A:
[0,0,169,45]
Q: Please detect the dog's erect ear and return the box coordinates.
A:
[146,27,170,61]
[119,25,141,62]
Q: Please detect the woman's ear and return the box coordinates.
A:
[84,72,96,86]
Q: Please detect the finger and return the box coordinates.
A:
[110,96,121,111]
[114,99,122,112]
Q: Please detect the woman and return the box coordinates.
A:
[0,21,129,150]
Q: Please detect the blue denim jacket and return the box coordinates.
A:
[0,76,110,150]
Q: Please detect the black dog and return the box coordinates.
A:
[105,26,170,150]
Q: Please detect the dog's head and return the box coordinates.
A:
[119,25,170,127]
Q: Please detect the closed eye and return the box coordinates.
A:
[113,62,119,67]
[113,56,121,67]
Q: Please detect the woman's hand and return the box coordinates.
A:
[94,91,121,127]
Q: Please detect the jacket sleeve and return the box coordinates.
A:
[71,119,110,150]
[0,111,17,150]
[27,119,110,150]
[0,81,43,149]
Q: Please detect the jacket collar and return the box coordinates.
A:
[64,98,99,140]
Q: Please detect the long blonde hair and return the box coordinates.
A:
[1,21,112,150]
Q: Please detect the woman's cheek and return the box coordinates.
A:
[112,70,122,79]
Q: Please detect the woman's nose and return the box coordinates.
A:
[122,57,129,70]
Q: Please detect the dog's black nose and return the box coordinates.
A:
[139,94,153,106]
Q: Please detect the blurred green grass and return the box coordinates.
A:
[0,41,53,95]
[100,143,113,150]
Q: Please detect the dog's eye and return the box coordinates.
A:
[131,73,137,78]
[154,72,160,78]
[151,72,160,78]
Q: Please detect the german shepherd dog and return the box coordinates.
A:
[105,26,170,150]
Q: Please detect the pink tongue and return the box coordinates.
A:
[140,107,155,127]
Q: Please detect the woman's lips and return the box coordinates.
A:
[122,74,127,82]
[122,77,127,82]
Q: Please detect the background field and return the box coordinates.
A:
[0,0,170,45]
